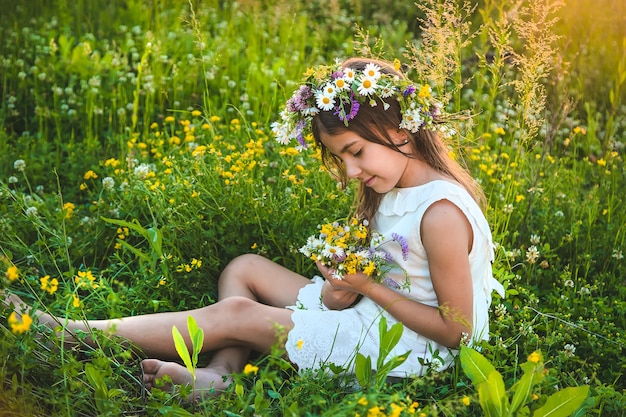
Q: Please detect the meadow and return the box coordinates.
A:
[0,0,624,415]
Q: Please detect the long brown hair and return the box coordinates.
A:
[311,57,486,222]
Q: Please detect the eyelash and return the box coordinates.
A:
[353,149,363,157]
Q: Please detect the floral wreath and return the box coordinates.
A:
[272,60,452,150]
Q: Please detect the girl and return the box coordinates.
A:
[3,57,503,398]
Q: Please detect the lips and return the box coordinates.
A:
[363,176,375,187]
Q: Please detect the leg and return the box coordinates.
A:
[143,254,313,395]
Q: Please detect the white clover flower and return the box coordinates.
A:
[102,177,115,191]
[503,204,514,214]
[564,279,574,288]
[554,210,564,217]
[612,249,624,260]
[530,234,541,245]
[494,303,507,318]
[563,343,576,358]
[133,163,155,179]
[13,159,26,172]
[525,245,540,264]
[8,176,18,184]
[25,206,38,217]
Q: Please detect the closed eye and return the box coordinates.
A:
[353,149,363,157]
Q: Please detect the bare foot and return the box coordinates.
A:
[141,359,232,400]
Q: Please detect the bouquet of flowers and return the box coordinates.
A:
[299,217,409,286]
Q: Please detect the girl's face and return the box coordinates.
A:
[320,129,422,193]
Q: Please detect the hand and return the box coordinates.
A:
[316,261,375,296]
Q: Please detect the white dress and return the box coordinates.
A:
[285,180,504,377]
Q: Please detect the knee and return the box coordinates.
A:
[218,295,256,315]
[219,254,265,286]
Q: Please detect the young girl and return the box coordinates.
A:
[3,57,503,398]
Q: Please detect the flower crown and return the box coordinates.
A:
[272,60,449,150]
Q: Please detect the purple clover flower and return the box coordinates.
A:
[392,233,409,260]
[287,85,313,112]
[330,70,344,80]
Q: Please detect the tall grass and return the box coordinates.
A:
[1,0,624,415]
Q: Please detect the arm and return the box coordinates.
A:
[328,200,474,348]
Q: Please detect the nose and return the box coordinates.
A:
[345,159,361,179]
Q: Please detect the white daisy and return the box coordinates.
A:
[343,67,356,82]
[357,76,377,96]
[322,245,345,260]
[334,77,349,91]
[363,63,382,80]
[315,90,335,111]
[322,82,337,97]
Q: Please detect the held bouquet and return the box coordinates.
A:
[299,217,409,288]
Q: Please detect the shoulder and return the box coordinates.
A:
[421,199,473,253]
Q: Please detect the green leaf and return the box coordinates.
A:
[479,367,509,417]
[377,317,404,368]
[101,217,150,240]
[187,315,204,368]
[460,345,497,386]
[533,386,589,417]
[355,353,372,388]
[172,325,193,374]
[510,365,539,413]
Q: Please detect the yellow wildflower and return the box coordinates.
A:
[72,294,81,308]
[191,110,202,117]
[462,396,470,406]
[418,84,431,98]
[494,127,505,135]
[527,351,542,364]
[84,170,98,180]
[40,275,59,295]
[243,364,259,375]
[358,397,368,406]
[515,195,525,203]
[74,270,98,290]
[296,339,304,350]
[63,202,76,218]
[367,406,382,417]
[363,262,376,277]
[6,265,19,282]
[8,312,32,334]
[164,116,175,123]
[192,145,207,157]
[389,403,404,417]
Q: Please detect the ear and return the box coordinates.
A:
[390,129,412,146]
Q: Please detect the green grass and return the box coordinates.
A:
[1,0,625,415]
